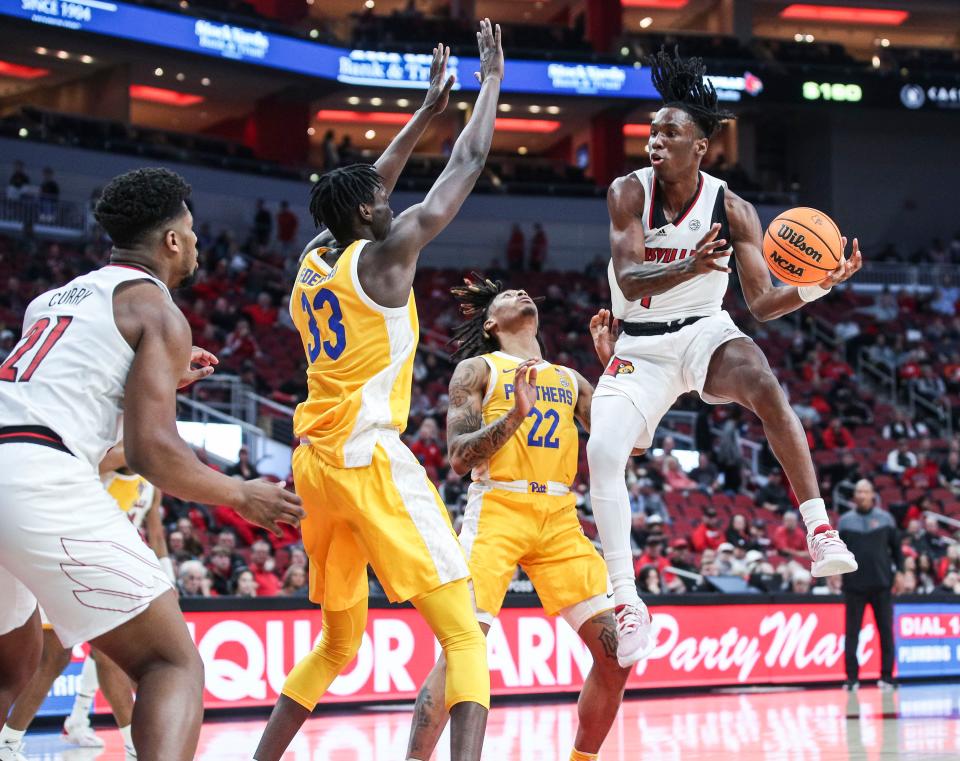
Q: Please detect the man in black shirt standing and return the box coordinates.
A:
[838,479,902,690]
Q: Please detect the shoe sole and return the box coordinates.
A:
[62,734,105,749]
[812,555,858,578]
[617,636,657,668]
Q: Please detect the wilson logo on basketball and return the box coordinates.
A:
[604,357,635,377]
[776,224,823,263]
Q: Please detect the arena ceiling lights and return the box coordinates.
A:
[779,4,909,26]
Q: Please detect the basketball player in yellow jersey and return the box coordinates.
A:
[405,275,630,761]
[254,22,504,761]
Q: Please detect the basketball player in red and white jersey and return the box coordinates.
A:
[587,49,863,666]
[0,167,303,761]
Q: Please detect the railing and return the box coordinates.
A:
[853,263,960,290]
[857,349,898,403]
[0,196,87,237]
[176,394,272,467]
[907,383,953,437]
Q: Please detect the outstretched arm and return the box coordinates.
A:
[362,19,503,307]
[300,45,455,259]
[446,356,536,475]
[375,43,455,195]
[731,190,862,322]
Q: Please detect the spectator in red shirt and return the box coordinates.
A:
[243,291,278,328]
[691,507,725,553]
[662,456,697,491]
[276,200,298,256]
[634,537,670,577]
[221,319,260,365]
[903,452,940,489]
[822,417,855,450]
[408,417,445,482]
[773,511,808,565]
[249,539,281,596]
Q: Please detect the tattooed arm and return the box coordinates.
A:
[446,356,539,476]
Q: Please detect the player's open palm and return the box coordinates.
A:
[590,308,619,367]
[237,479,305,537]
[689,222,729,275]
[475,18,504,84]
[422,43,455,115]
[512,359,538,417]
[818,236,863,289]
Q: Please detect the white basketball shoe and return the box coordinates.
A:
[614,600,655,667]
[808,525,858,577]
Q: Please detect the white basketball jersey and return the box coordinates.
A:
[609,167,732,323]
[0,265,170,469]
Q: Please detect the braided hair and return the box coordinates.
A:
[449,273,503,361]
[308,164,383,243]
[647,46,734,138]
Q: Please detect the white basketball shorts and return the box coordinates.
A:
[593,310,748,449]
[0,444,173,647]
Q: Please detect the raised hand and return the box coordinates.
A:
[818,236,863,289]
[685,223,730,276]
[177,345,218,389]
[422,42,455,115]
[590,308,619,367]
[236,479,305,537]
[475,18,504,84]
[512,359,538,418]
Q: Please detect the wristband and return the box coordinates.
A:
[160,556,176,583]
[798,284,831,303]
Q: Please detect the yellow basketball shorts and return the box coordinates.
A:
[458,483,610,626]
[294,431,469,611]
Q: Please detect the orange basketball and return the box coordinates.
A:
[763,207,843,286]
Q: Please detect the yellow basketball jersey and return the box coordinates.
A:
[291,240,419,468]
[102,471,155,529]
[473,351,580,489]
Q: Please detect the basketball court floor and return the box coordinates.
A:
[18,682,960,760]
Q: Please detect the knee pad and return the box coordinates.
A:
[282,598,367,711]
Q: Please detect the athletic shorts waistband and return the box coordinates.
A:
[0,425,73,456]
[622,315,707,336]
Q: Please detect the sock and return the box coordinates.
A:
[799,498,829,534]
[68,655,98,725]
[120,725,134,750]
[570,750,599,761]
[587,397,647,608]
[0,726,25,746]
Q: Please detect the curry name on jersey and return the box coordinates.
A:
[472,351,579,490]
[291,240,419,469]
[608,167,733,324]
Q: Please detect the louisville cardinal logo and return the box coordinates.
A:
[604,357,635,377]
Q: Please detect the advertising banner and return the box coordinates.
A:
[32,600,884,716]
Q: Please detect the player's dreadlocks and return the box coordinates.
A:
[647,46,734,138]
[309,164,383,242]
[449,272,503,361]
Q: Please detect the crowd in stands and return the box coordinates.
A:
[3,173,960,598]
